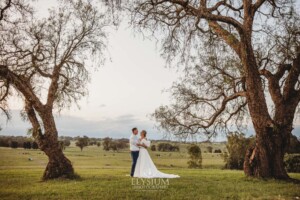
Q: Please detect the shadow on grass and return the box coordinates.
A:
[287,178,300,184]
[39,172,83,182]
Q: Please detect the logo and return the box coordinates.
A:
[131,178,170,190]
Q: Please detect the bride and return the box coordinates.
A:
[134,130,180,178]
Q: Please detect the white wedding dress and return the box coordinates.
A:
[133,138,180,178]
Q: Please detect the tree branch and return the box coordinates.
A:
[252,0,266,13]
[0,0,12,21]
[169,0,243,31]
[0,65,44,110]
[208,21,241,56]
[259,68,283,105]
[285,46,300,100]
[25,100,42,139]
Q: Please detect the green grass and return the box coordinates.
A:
[0,144,299,200]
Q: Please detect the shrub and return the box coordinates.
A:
[59,141,65,150]
[103,137,112,151]
[0,136,32,147]
[32,141,39,149]
[102,138,128,152]
[206,146,213,153]
[109,142,118,152]
[76,136,89,151]
[23,141,32,149]
[187,144,202,168]
[287,135,300,153]
[151,144,156,151]
[157,143,179,152]
[10,141,18,148]
[0,138,9,147]
[115,140,128,151]
[58,140,71,150]
[214,149,222,153]
[284,154,300,173]
[63,140,71,147]
[223,132,255,170]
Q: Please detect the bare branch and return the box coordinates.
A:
[0,0,12,21]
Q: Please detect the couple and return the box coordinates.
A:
[129,127,180,178]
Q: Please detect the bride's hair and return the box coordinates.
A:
[141,130,147,137]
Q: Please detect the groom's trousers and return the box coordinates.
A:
[130,151,139,177]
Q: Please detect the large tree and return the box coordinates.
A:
[0,0,111,179]
[130,0,300,179]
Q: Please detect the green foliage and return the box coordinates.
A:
[31,142,38,149]
[0,136,32,148]
[157,143,179,152]
[76,136,89,151]
[59,140,71,150]
[223,132,300,170]
[223,132,255,170]
[23,141,31,149]
[10,141,18,149]
[287,135,300,153]
[102,137,128,152]
[102,137,112,151]
[206,146,213,153]
[64,140,71,147]
[284,154,300,173]
[214,149,222,153]
[59,141,65,150]
[187,144,202,168]
[151,144,156,151]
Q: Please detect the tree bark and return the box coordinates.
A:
[244,44,300,179]
[42,139,74,180]
[244,99,297,179]
[39,110,75,180]
[238,29,291,179]
[25,103,75,180]
[244,126,289,179]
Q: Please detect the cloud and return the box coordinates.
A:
[98,104,106,108]
[0,110,161,139]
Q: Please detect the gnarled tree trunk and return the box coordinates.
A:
[243,57,300,179]
[239,32,292,179]
[26,102,75,180]
[41,134,74,180]
[244,126,290,179]
[244,96,297,179]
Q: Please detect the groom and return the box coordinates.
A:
[129,127,140,177]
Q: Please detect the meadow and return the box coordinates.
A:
[0,142,299,200]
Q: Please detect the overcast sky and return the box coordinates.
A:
[0,1,300,141]
[0,0,181,140]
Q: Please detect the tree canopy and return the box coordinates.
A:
[129,0,300,137]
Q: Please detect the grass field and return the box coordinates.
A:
[0,143,299,200]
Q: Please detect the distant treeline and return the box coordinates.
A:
[155,143,180,152]
[0,135,73,149]
[0,136,39,149]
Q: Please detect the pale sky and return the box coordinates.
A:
[0,0,181,140]
[1,1,300,140]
